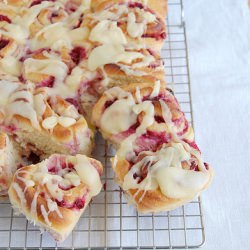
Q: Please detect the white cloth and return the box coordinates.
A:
[184,0,250,249]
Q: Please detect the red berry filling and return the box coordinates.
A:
[0,15,11,24]
[0,39,9,50]
[104,100,115,109]
[47,156,71,174]
[190,161,199,171]
[111,121,140,143]
[65,98,80,111]
[183,139,200,153]
[128,2,144,9]
[40,192,45,198]
[134,131,171,154]
[70,47,86,65]
[18,75,25,83]
[204,162,209,170]
[37,76,55,88]
[56,195,86,210]
[142,32,166,40]
[154,115,165,123]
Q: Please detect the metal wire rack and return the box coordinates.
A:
[0,0,206,249]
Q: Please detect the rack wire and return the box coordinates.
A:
[0,0,206,249]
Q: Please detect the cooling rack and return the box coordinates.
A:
[0,0,206,249]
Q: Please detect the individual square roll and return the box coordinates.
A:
[112,139,213,213]
[8,154,103,241]
[92,81,194,152]
[0,80,94,158]
[87,0,167,50]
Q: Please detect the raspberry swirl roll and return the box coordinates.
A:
[8,154,103,241]
[0,132,23,197]
[85,0,167,50]
[112,139,213,213]
[92,81,193,153]
[87,44,165,85]
[0,81,94,158]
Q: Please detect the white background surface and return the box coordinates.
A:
[184,0,250,249]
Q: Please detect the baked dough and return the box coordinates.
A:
[0,132,23,196]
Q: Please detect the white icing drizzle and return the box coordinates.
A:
[127,12,145,38]
[89,20,127,44]
[23,58,68,86]
[74,155,102,196]
[149,80,161,98]
[126,7,157,38]
[0,80,20,107]
[123,142,209,200]
[41,204,51,226]
[30,191,39,218]
[100,95,137,135]
[159,99,172,123]
[156,167,209,199]
[31,23,71,50]
[33,94,46,117]
[6,96,40,129]
[88,44,144,71]
[12,182,26,208]
[0,23,29,44]
[20,1,52,27]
